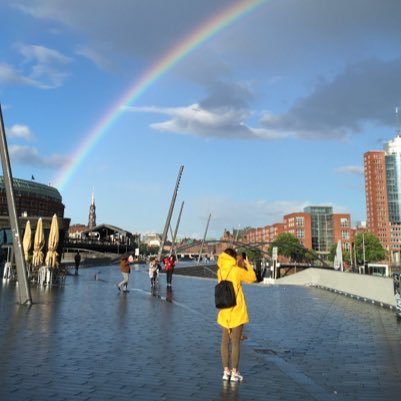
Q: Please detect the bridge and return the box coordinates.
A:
[175,238,329,264]
[63,239,136,255]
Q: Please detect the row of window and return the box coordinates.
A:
[287,217,305,228]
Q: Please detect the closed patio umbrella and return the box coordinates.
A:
[45,214,59,268]
[22,220,32,263]
[32,218,45,267]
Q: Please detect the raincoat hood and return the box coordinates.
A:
[217,251,236,273]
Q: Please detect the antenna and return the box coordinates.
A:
[396,106,400,137]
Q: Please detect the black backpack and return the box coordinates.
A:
[215,268,236,309]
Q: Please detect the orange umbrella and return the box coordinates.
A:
[32,218,45,267]
[45,214,59,268]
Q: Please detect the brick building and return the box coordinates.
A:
[240,206,352,258]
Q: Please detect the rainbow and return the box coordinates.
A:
[53,0,266,191]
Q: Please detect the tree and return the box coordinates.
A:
[268,233,307,262]
[139,243,159,257]
[353,232,386,264]
[328,243,351,264]
[236,246,262,262]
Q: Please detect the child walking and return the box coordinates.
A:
[149,257,160,288]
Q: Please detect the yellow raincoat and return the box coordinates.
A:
[216,251,256,329]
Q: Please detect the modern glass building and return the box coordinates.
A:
[304,206,334,254]
[364,132,401,260]
[385,135,401,223]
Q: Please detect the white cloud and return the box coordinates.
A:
[7,124,34,141]
[9,145,69,168]
[16,43,72,88]
[125,104,289,140]
[75,45,114,71]
[261,58,401,140]
[0,42,72,89]
[18,43,70,65]
[335,165,364,175]
[0,63,40,87]
[13,1,401,66]
[11,1,401,135]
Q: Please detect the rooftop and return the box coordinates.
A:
[0,176,62,202]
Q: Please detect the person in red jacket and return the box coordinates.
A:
[164,255,176,287]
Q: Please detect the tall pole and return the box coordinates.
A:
[158,165,184,261]
[362,232,366,273]
[169,225,179,261]
[234,224,240,244]
[198,213,211,264]
[170,201,184,257]
[0,104,32,304]
[350,242,353,270]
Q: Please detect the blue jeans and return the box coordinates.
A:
[166,269,174,285]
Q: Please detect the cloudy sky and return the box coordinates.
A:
[1,0,401,238]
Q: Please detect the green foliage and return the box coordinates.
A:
[232,227,252,242]
[236,246,262,262]
[139,243,159,256]
[328,243,351,263]
[353,232,386,263]
[304,248,318,262]
[268,233,308,262]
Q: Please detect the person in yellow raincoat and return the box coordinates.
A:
[217,248,256,382]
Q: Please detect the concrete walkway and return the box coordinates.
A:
[0,265,400,401]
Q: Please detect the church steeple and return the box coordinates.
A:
[88,189,96,229]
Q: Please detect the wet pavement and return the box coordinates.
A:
[0,264,400,401]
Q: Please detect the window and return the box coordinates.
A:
[296,217,304,226]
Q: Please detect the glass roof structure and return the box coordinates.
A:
[0,176,62,202]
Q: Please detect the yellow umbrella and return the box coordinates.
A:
[22,220,32,263]
[45,214,59,268]
[32,218,45,267]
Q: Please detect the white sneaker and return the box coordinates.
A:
[222,371,231,381]
[230,371,243,382]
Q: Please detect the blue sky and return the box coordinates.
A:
[1,0,401,239]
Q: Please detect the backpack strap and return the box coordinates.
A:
[223,267,234,281]
[224,267,239,301]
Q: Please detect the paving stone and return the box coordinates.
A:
[1,265,401,400]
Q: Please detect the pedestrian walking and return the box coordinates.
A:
[149,257,160,288]
[117,256,131,292]
[163,255,176,287]
[74,250,81,275]
[217,248,256,382]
